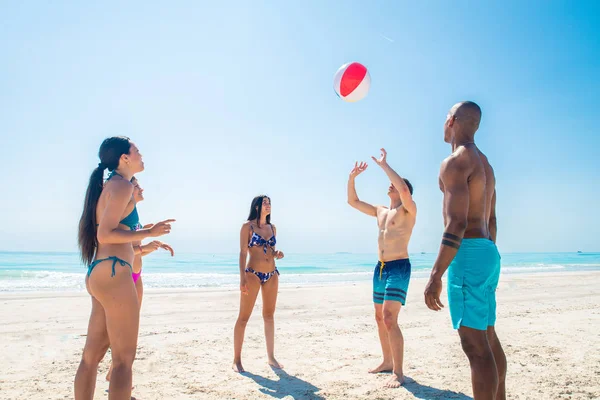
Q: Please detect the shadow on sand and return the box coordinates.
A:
[243,367,324,400]
[403,376,473,399]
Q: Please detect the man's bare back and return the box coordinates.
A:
[439,144,495,240]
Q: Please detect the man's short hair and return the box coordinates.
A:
[404,178,413,195]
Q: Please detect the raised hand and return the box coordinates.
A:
[350,161,368,178]
[149,219,175,237]
[371,148,388,167]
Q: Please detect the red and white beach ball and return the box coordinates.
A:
[333,62,371,102]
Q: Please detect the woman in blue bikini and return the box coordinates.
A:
[74,136,174,399]
[233,195,285,373]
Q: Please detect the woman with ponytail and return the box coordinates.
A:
[75,137,174,400]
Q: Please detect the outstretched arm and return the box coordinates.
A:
[347,162,378,217]
[371,148,416,214]
[424,156,471,311]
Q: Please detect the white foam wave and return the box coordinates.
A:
[0,262,598,292]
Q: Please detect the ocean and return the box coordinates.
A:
[0,251,599,292]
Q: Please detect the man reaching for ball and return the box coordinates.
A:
[347,148,417,388]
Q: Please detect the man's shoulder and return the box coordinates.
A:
[440,151,474,184]
[476,149,494,171]
[442,153,469,172]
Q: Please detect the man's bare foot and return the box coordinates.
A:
[232,361,245,373]
[384,373,405,388]
[368,361,393,374]
[268,358,284,369]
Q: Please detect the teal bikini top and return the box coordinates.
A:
[119,206,141,231]
[102,171,142,231]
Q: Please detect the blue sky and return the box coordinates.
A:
[1,1,598,254]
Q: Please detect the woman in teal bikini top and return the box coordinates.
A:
[74,136,174,400]
[87,171,142,277]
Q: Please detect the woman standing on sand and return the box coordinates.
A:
[75,136,174,400]
[105,176,175,384]
[233,195,285,373]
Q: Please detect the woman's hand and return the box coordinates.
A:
[141,241,161,255]
[154,240,175,256]
[142,240,175,256]
[149,219,176,237]
[240,276,249,295]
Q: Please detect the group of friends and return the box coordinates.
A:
[75,101,506,400]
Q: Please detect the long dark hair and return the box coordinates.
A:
[78,136,131,265]
[247,195,271,227]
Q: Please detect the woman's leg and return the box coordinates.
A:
[261,273,282,368]
[90,261,140,400]
[135,275,144,307]
[74,295,110,400]
[233,272,261,373]
[106,275,143,383]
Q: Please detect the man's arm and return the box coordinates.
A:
[347,175,378,217]
[347,162,377,217]
[424,156,471,311]
[489,190,497,243]
[431,157,471,278]
[371,148,416,214]
[380,164,416,214]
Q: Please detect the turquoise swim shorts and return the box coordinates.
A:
[447,238,501,331]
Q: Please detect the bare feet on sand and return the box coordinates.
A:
[232,360,245,373]
[384,373,405,388]
[368,361,393,374]
[268,357,284,369]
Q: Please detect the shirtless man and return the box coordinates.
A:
[347,148,416,388]
[424,101,507,400]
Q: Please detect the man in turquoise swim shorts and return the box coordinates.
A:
[347,148,416,389]
[425,101,507,400]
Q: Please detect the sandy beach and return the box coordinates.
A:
[1,271,599,400]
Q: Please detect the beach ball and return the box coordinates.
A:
[333,62,371,102]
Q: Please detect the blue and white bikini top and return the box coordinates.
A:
[248,224,276,254]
